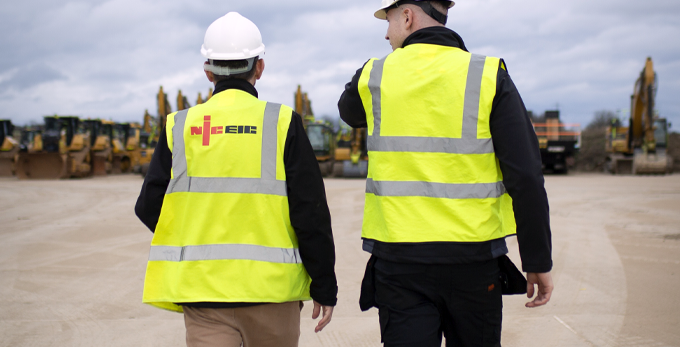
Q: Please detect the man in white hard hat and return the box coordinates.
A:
[136,12,337,347]
[338,1,554,346]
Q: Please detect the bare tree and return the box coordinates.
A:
[576,110,618,171]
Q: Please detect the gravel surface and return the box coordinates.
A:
[0,174,679,346]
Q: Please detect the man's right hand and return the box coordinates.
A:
[525,272,553,308]
[312,301,334,333]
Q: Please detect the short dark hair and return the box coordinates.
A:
[210,57,259,82]
[429,1,450,13]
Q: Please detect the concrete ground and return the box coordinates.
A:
[0,174,679,347]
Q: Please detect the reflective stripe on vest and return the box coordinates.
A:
[149,244,302,263]
[366,178,506,200]
[367,53,504,198]
[367,54,493,155]
[165,103,286,196]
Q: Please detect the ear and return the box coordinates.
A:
[204,62,215,83]
[403,7,413,30]
[255,59,265,80]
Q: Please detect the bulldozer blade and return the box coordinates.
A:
[111,157,123,174]
[15,153,68,179]
[0,158,14,176]
[0,153,16,177]
[92,156,110,176]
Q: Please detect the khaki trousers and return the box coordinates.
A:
[183,302,301,347]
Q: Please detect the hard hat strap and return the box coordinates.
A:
[389,0,448,25]
[204,57,257,76]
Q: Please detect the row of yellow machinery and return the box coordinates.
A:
[0,87,212,179]
[3,62,671,180]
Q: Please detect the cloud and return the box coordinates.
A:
[0,0,678,130]
[0,64,67,91]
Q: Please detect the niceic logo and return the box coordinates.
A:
[191,116,257,146]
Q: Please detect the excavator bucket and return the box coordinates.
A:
[633,152,673,174]
[15,152,68,179]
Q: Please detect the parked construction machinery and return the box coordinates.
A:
[294,85,336,176]
[15,116,92,179]
[19,126,43,153]
[139,86,173,177]
[196,88,213,105]
[333,124,368,177]
[0,120,20,176]
[110,122,132,173]
[134,86,213,177]
[531,111,581,174]
[133,110,155,176]
[83,119,113,176]
[605,57,673,174]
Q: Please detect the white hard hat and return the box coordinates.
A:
[374,0,455,21]
[200,12,265,61]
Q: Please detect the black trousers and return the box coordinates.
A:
[373,258,503,347]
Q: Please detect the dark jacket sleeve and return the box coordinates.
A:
[135,128,172,232]
[338,61,370,128]
[284,112,338,306]
[490,62,553,273]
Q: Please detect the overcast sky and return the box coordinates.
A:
[1,0,679,130]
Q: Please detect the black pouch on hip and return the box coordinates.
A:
[359,255,378,311]
[497,254,527,295]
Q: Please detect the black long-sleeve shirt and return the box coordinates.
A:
[135,78,338,306]
[338,26,552,273]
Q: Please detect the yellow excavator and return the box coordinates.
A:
[196,88,213,105]
[139,86,173,177]
[15,116,92,179]
[294,85,336,176]
[136,87,212,177]
[0,120,20,176]
[606,57,673,174]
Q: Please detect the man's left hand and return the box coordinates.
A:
[312,301,334,333]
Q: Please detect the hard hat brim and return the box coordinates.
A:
[200,44,265,61]
[374,0,455,21]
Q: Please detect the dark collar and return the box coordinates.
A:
[402,26,468,52]
[213,78,259,98]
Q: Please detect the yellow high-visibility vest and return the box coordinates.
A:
[357,44,516,244]
[143,89,311,312]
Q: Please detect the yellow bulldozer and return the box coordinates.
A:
[0,120,20,176]
[19,127,43,153]
[82,119,114,176]
[15,116,92,179]
[109,122,134,173]
[605,57,673,174]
